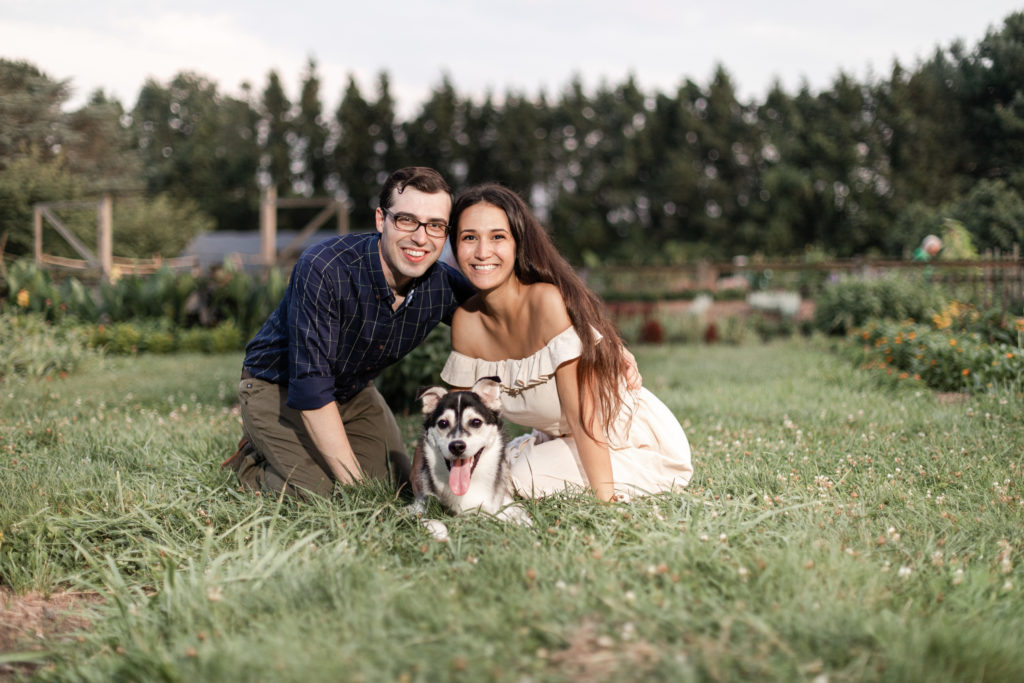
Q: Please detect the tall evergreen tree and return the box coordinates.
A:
[294,58,330,196]
[403,75,463,182]
[334,76,378,226]
[370,73,404,183]
[260,70,293,193]
[0,59,70,167]
[64,90,142,192]
[132,72,259,230]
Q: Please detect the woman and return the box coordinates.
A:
[440,184,692,502]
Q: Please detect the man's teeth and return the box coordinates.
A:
[405,249,426,257]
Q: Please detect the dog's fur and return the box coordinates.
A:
[408,377,530,538]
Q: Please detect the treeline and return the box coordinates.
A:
[2,12,1023,265]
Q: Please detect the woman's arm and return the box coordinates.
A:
[555,358,616,502]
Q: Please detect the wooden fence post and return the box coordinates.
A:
[33,206,43,266]
[336,200,349,234]
[98,193,113,281]
[260,186,278,266]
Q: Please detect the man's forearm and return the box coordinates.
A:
[300,402,363,484]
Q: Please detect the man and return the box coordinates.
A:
[224,167,474,498]
[913,234,943,261]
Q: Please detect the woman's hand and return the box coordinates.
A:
[622,347,642,391]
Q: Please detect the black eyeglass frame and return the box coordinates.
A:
[381,207,450,238]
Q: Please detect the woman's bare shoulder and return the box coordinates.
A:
[526,283,573,341]
[451,301,487,355]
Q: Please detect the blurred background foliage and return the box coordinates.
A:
[2,13,1024,266]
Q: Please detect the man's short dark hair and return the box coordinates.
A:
[379,167,452,210]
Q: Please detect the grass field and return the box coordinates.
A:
[1,341,1022,681]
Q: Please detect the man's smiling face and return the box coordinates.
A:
[375,187,452,295]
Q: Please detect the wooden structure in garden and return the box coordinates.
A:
[258,186,349,266]
[31,188,350,280]
[32,194,197,281]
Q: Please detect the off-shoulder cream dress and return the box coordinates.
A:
[440,326,693,498]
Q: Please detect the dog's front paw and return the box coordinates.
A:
[404,500,427,517]
[420,518,450,542]
[500,504,533,527]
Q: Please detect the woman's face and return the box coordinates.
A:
[455,202,517,292]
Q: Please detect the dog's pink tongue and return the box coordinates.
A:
[449,457,472,496]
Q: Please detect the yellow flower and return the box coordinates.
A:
[962,368,970,376]
[949,338,957,346]
[16,289,29,308]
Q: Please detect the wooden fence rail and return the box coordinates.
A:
[587,245,1024,310]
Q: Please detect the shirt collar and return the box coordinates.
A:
[365,234,395,305]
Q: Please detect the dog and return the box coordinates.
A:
[408,377,531,540]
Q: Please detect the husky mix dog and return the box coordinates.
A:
[409,377,531,539]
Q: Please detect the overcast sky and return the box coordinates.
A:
[2,1,1021,116]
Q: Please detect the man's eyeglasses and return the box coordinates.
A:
[381,208,449,238]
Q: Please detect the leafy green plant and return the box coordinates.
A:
[813,274,947,335]
[375,325,451,414]
[0,312,93,380]
[847,308,1024,393]
[4,257,290,345]
[108,194,215,259]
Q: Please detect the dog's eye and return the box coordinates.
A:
[436,419,450,429]
[468,418,483,428]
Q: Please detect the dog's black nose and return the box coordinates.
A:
[449,440,466,456]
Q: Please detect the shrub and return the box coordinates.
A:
[844,303,1024,394]
[718,316,750,345]
[639,318,665,344]
[209,321,244,353]
[851,318,1024,393]
[0,152,83,258]
[83,318,246,355]
[0,313,92,381]
[4,257,290,342]
[813,274,947,335]
[176,327,212,353]
[109,194,215,259]
[376,325,451,415]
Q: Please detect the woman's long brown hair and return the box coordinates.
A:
[450,183,627,440]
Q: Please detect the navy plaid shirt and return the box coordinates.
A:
[242,233,474,410]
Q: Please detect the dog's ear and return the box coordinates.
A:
[471,376,502,411]
[417,386,448,414]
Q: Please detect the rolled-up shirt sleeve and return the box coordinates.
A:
[286,255,346,410]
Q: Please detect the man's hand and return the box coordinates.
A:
[300,403,363,484]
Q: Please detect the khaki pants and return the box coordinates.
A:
[236,377,410,498]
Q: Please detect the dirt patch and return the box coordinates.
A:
[0,587,103,678]
[547,619,660,680]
